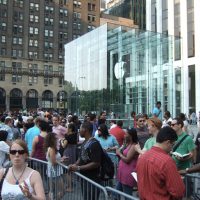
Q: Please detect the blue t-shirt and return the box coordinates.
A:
[25,125,40,153]
[94,134,119,150]
[152,107,162,120]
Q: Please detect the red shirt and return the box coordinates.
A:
[136,146,185,200]
[109,126,125,146]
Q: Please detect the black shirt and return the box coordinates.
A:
[79,138,102,181]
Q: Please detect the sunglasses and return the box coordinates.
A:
[10,150,25,155]
[138,120,145,122]
[171,123,177,127]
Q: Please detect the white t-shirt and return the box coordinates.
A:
[0,141,9,168]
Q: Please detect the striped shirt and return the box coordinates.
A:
[136,146,185,200]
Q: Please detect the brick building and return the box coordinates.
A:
[0,0,100,112]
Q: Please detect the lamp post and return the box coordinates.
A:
[76,76,86,115]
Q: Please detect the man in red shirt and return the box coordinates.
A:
[109,120,125,146]
[136,126,185,200]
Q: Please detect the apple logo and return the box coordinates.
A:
[114,61,126,79]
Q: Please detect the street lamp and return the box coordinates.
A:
[75,76,86,115]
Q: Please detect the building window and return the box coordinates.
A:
[1,9,7,18]
[30,15,39,23]
[12,75,22,82]
[88,3,96,11]
[187,0,195,57]
[45,6,54,14]
[13,0,23,7]
[59,9,68,16]
[44,18,53,26]
[0,48,6,55]
[44,77,53,85]
[44,41,53,48]
[59,20,67,28]
[13,11,23,21]
[73,34,80,39]
[58,78,63,85]
[13,25,23,34]
[44,65,53,84]
[73,12,81,19]
[151,0,157,32]
[29,39,38,47]
[1,36,6,43]
[28,51,38,59]
[12,62,22,82]
[59,0,67,5]
[73,1,81,8]
[30,3,39,11]
[0,0,7,4]
[88,15,96,22]
[28,76,38,84]
[88,25,95,31]
[44,30,53,37]
[12,49,22,57]
[0,61,5,81]
[28,63,38,83]
[1,22,6,31]
[29,27,39,35]
[13,37,23,45]
[44,53,53,60]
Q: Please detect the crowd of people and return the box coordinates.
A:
[0,103,200,200]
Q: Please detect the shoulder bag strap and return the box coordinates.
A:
[0,167,9,199]
[173,135,188,152]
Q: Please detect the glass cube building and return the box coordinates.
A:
[65,23,181,117]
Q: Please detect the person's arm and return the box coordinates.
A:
[70,162,100,172]
[179,163,200,174]
[20,170,45,200]
[135,143,145,155]
[116,144,136,163]
[30,136,38,157]
[112,136,119,149]
[164,158,185,199]
[61,138,68,149]
[0,169,5,181]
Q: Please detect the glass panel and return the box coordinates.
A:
[188,65,195,113]
[175,68,181,115]
[65,24,179,117]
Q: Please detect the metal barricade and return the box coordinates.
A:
[58,162,109,200]
[28,158,49,196]
[185,173,200,200]
[29,158,109,200]
[106,186,139,200]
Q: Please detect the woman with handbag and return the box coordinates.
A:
[0,139,45,200]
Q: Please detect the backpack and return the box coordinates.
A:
[100,149,114,180]
[86,138,114,180]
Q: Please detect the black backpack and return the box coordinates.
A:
[86,139,114,180]
[100,149,114,180]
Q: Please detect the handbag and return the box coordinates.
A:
[0,167,9,200]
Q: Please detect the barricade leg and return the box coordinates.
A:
[81,179,101,200]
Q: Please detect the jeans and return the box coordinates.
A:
[115,181,133,200]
